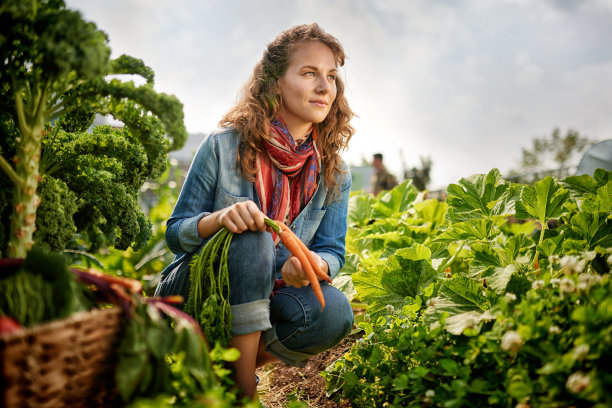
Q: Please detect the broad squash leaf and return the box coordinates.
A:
[482,264,517,294]
[436,219,495,242]
[568,211,612,250]
[353,244,438,317]
[446,169,514,222]
[414,199,449,232]
[347,191,375,227]
[537,235,564,257]
[444,309,497,335]
[582,181,612,214]
[424,275,490,328]
[470,242,502,273]
[514,176,570,227]
[371,180,419,219]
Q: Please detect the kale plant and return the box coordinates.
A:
[0,0,187,257]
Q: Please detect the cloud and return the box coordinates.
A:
[66,0,612,189]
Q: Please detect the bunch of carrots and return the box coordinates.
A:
[184,217,331,346]
[265,218,331,309]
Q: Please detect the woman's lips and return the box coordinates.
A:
[310,100,328,107]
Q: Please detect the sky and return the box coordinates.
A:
[66,0,612,190]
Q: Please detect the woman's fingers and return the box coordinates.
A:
[218,201,266,233]
[281,256,310,288]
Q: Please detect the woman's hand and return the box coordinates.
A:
[198,201,266,239]
[281,250,329,288]
[216,201,266,233]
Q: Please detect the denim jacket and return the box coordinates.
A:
[162,128,351,279]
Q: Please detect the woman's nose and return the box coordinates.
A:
[316,77,330,94]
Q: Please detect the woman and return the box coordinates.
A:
[155,23,355,400]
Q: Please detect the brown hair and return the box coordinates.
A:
[219,23,355,193]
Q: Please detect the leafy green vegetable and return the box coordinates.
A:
[0,0,187,256]
[327,169,612,408]
[184,228,234,347]
[0,248,91,327]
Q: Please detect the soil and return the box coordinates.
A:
[256,333,360,408]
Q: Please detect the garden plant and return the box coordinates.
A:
[324,168,611,407]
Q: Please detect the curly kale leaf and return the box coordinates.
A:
[34,175,77,252]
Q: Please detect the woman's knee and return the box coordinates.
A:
[226,230,276,304]
[271,285,353,354]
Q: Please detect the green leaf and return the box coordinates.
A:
[371,180,419,219]
[471,243,502,271]
[537,235,564,257]
[503,234,534,263]
[446,169,514,222]
[444,309,497,335]
[482,264,517,294]
[347,192,375,227]
[424,276,490,328]
[436,219,495,242]
[582,181,612,214]
[568,211,612,250]
[514,176,570,227]
[414,198,449,231]
[562,173,600,196]
[353,244,438,317]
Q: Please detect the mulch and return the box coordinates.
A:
[256,333,360,407]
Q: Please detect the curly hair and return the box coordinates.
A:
[219,23,355,193]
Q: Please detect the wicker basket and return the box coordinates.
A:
[1,307,123,408]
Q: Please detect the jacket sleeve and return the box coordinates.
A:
[165,133,219,256]
[309,167,352,279]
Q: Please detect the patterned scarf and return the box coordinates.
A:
[255,117,320,230]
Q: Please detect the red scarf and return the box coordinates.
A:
[255,118,320,231]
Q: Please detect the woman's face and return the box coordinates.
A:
[277,41,338,140]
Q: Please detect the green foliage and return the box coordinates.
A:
[0,0,187,256]
[184,228,234,347]
[0,248,91,327]
[116,301,221,404]
[326,169,612,407]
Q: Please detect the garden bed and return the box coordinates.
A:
[257,333,361,408]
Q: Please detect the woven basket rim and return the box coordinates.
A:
[0,307,121,343]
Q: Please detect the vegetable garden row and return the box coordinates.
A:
[324,168,611,408]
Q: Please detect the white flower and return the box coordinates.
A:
[385,304,395,314]
[560,255,585,274]
[423,389,435,404]
[532,280,545,290]
[607,254,612,266]
[566,371,590,393]
[426,298,436,308]
[577,273,602,292]
[573,344,590,360]
[560,277,575,294]
[515,402,531,408]
[550,278,561,288]
[549,325,561,334]
[501,330,523,352]
[548,255,560,264]
[505,293,517,303]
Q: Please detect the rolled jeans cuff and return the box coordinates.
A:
[230,300,272,336]
[261,326,310,367]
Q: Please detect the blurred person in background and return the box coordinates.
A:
[371,153,397,195]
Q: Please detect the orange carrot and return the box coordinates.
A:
[294,232,332,284]
[86,267,143,294]
[277,223,325,309]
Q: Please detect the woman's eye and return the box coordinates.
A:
[305,71,315,77]
[327,75,336,81]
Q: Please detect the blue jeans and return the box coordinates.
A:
[154,230,354,366]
